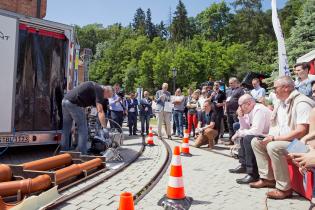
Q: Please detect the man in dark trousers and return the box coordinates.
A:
[109,83,125,132]
[139,91,152,136]
[210,81,226,144]
[225,77,244,145]
[126,92,138,136]
[61,82,113,154]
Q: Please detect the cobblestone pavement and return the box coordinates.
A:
[137,138,310,210]
[57,133,167,210]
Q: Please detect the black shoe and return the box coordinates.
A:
[168,136,172,140]
[133,133,137,136]
[129,134,132,136]
[229,165,246,174]
[236,175,259,184]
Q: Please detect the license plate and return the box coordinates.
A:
[0,135,30,144]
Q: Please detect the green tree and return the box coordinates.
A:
[145,9,157,40]
[287,0,315,63]
[195,1,232,41]
[156,21,168,39]
[123,60,139,92]
[170,0,191,42]
[153,50,173,88]
[133,8,146,35]
[279,0,304,38]
[138,51,155,92]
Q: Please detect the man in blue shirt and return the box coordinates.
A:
[108,83,125,132]
[294,62,313,97]
[125,92,138,136]
[250,78,266,101]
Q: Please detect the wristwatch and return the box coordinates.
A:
[271,136,275,141]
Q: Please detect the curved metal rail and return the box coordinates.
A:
[45,135,173,209]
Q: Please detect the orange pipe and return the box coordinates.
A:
[79,158,103,171]
[55,158,103,184]
[0,175,51,197]
[55,164,82,185]
[0,164,12,182]
[22,154,72,171]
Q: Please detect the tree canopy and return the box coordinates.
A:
[75,0,312,93]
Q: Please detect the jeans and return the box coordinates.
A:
[110,110,124,132]
[127,112,137,135]
[227,112,239,139]
[61,99,88,154]
[173,110,184,136]
[238,135,259,178]
[140,114,150,135]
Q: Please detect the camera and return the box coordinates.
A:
[117,90,125,98]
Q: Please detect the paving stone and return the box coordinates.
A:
[136,138,309,210]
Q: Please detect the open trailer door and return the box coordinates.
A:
[0,9,78,147]
[0,14,18,134]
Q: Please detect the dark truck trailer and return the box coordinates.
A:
[0,9,79,147]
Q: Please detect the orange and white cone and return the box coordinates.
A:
[147,127,155,146]
[181,136,192,157]
[158,146,193,208]
[184,129,189,139]
[167,146,185,199]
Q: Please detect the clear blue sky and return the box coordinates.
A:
[45,0,287,27]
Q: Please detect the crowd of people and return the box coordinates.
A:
[60,62,315,205]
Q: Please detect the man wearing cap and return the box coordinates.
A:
[61,81,113,154]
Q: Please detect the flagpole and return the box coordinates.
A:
[271,0,290,76]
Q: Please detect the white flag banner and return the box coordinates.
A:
[271,0,290,76]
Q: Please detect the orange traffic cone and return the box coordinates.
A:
[119,192,135,210]
[181,136,192,157]
[184,129,189,138]
[158,146,193,208]
[167,146,185,199]
[147,127,155,146]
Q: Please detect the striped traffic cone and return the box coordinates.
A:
[158,146,193,208]
[167,146,185,199]
[181,136,192,157]
[184,129,189,139]
[146,127,155,146]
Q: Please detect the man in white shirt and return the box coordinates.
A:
[250,78,266,101]
[250,76,315,199]
[228,94,272,184]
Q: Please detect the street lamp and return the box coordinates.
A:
[172,68,177,94]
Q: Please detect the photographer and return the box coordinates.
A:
[109,83,125,132]
[61,82,113,155]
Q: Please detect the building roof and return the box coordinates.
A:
[297,49,315,63]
